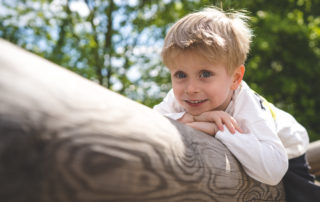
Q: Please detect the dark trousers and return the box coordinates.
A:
[282,154,320,202]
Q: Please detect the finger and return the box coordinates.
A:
[186,122,218,136]
[234,123,243,133]
[194,112,224,131]
[223,119,236,134]
[221,115,237,134]
[218,113,245,134]
[194,111,215,122]
[229,117,243,133]
[178,113,194,123]
[211,112,236,134]
[213,117,224,131]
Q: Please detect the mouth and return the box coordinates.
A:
[185,99,208,106]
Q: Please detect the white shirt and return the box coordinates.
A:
[154,81,309,185]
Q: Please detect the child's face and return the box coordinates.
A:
[169,50,241,116]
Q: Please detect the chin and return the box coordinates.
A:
[187,110,205,116]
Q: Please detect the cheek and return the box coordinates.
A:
[172,83,183,97]
[206,86,230,100]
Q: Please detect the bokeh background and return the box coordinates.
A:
[1,0,319,141]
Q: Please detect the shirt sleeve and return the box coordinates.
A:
[272,105,309,159]
[215,84,288,185]
[153,89,186,120]
[215,122,288,185]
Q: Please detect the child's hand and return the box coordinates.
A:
[193,111,243,134]
[186,121,219,136]
[177,112,194,123]
[178,113,219,135]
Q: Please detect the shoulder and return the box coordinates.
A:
[233,81,276,125]
[233,81,265,111]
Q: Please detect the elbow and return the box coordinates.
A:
[265,176,284,186]
[264,157,289,186]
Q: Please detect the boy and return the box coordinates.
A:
[154,7,319,201]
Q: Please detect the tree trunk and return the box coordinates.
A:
[0,39,286,202]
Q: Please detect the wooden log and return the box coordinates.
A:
[0,39,286,202]
[307,140,320,177]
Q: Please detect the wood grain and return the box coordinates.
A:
[307,140,320,177]
[0,39,286,202]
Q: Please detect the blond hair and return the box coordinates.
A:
[162,7,253,74]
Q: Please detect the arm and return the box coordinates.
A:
[178,110,243,136]
[155,93,242,136]
[214,85,288,185]
[192,111,243,134]
[272,104,309,159]
[215,121,288,185]
[152,90,220,134]
[182,108,287,185]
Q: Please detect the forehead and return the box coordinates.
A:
[168,49,224,69]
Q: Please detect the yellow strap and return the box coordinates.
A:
[262,98,277,120]
[253,91,277,120]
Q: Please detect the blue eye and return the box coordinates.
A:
[174,71,187,79]
[200,70,212,78]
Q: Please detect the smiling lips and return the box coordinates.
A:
[185,99,208,106]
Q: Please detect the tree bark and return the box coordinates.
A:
[0,39,286,202]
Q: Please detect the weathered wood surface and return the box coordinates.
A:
[0,39,286,202]
[307,140,320,177]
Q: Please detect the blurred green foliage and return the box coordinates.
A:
[0,0,319,141]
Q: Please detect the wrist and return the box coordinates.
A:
[178,112,194,123]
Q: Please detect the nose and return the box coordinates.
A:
[185,79,200,94]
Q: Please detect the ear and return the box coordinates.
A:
[231,65,245,90]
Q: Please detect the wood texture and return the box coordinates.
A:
[307,140,320,177]
[0,39,286,202]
